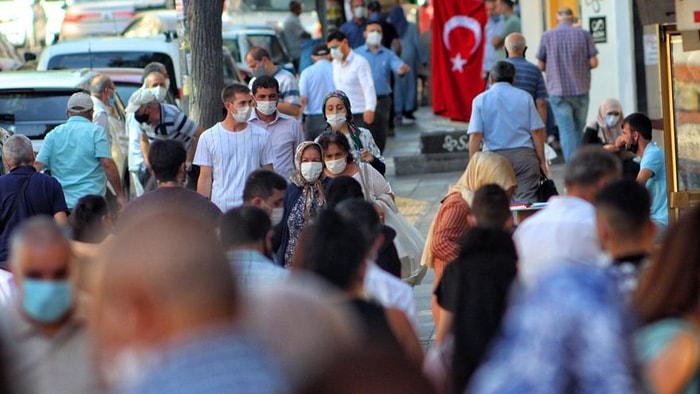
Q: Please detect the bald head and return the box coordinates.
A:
[557,7,574,22]
[504,33,526,57]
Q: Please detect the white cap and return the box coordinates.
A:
[66,92,93,112]
[126,87,158,113]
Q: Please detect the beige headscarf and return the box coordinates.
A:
[289,141,327,220]
[586,98,624,144]
[420,152,517,268]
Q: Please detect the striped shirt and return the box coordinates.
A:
[506,56,547,101]
[142,103,199,149]
[249,68,301,107]
[536,22,598,96]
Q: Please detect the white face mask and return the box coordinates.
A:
[147,86,167,103]
[256,100,277,116]
[270,207,284,226]
[300,161,323,182]
[354,6,365,19]
[605,114,620,128]
[330,47,343,61]
[232,106,252,123]
[325,158,347,175]
[366,31,382,46]
[326,113,346,130]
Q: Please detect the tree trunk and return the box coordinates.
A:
[188,0,224,129]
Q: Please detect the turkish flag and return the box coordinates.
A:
[432,0,487,122]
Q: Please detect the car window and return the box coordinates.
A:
[122,16,164,38]
[222,38,242,63]
[0,90,77,138]
[47,51,178,98]
[246,34,288,65]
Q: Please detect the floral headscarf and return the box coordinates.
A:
[289,141,326,219]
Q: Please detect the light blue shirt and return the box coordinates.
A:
[484,15,505,71]
[467,82,544,151]
[299,59,335,115]
[355,44,405,96]
[36,116,112,209]
[227,249,288,291]
[640,142,668,226]
[249,110,304,181]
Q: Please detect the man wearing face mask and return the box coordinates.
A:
[340,0,368,49]
[220,206,288,291]
[327,30,377,137]
[243,169,288,227]
[194,83,274,212]
[0,217,99,393]
[245,47,302,119]
[617,113,668,232]
[117,139,222,232]
[356,21,410,152]
[249,76,304,181]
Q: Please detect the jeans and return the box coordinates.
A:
[549,94,589,162]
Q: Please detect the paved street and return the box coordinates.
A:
[385,106,566,348]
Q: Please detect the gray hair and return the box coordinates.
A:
[504,33,526,54]
[77,70,100,92]
[564,146,622,187]
[3,134,34,167]
[9,216,70,273]
[490,61,516,84]
[90,74,113,96]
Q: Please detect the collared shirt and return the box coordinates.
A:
[227,249,288,292]
[513,195,605,287]
[142,103,199,150]
[484,15,505,70]
[364,262,417,329]
[127,113,145,172]
[355,44,405,96]
[0,166,67,263]
[281,12,307,59]
[467,82,544,151]
[506,56,548,101]
[36,116,112,209]
[340,18,366,49]
[536,22,598,96]
[249,68,302,107]
[640,142,668,226]
[249,110,304,180]
[1,304,99,394]
[333,50,377,112]
[299,59,335,115]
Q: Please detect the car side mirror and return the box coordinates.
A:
[23,52,36,62]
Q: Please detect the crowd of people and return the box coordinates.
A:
[0,1,687,393]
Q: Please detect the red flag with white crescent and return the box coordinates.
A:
[432,0,487,122]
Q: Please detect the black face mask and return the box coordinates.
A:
[135,112,150,124]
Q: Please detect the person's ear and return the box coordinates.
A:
[250,196,264,208]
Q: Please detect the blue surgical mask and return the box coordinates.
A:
[253,65,266,78]
[22,279,73,323]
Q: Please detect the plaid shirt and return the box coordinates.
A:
[536,23,598,96]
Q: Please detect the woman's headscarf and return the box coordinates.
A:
[588,98,624,144]
[420,152,517,268]
[290,141,327,219]
[389,5,408,38]
[322,90,364,151]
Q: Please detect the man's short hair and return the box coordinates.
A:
[143,62,167,80]
[490,61,516,84]
[3,134,34,167]
[327,30,347,43]
[336,199,381,252]
[246,46,271,62]
[500,0,514,8]
[595,179,651,238]
[365,20,382,30]
[325,176,364,210]
[251,75,280,95]
[89,74,112,95]
[564,146,621,187]
[219,206,271,249]
[148,139,187,183]
[623,112,653,141]
[471,184,511,229]
[289,0,301,11]
[242,169,288,203]
[221,83,250,103]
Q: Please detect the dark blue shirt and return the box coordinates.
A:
[506,56,548,101]
[340,19,366,49]
[0,166,67,264]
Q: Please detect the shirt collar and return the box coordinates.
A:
[250,109,280,124]
[9,166,36,174]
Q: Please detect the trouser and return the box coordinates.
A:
[354,95,392,153]
[549,94,590,162]
[493,147,541,203]
[304,114,327,141]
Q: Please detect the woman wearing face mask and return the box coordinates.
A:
[582,98,639,179]
[319,90,386,176]
[274,141,330,268]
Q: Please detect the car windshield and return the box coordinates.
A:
[236,0,314,12]
[0,90,76,138]
[223,33,289,65]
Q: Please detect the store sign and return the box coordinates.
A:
[590,16,607,43]
[676,0,700,31]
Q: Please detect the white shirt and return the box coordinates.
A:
[332,50,376,113]
[0,270,13,305]
[364,262,417,330]
[91,97,110,136]
[126,113,144,172]
[513,196,605,287]
[193,123,274,212]
[249,110,304,181]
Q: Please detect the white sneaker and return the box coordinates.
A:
[401,117,416,125]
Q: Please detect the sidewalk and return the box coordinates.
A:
[384,106,565,348]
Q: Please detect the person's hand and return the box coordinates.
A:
[363,110,375,125]
[398,64,410,75]
[603,143,618,153]
[360,148,374,162]
[614,135,626,150]
[373,203,385,223]
[540,161,548,177]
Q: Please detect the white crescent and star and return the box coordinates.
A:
[442,15,482,73]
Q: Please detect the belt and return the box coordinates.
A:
[377,94,391,99]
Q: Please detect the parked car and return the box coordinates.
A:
[60,0,136,41]
[0,70,130,192]
[133,0,174,10]
[222,0,321,38]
